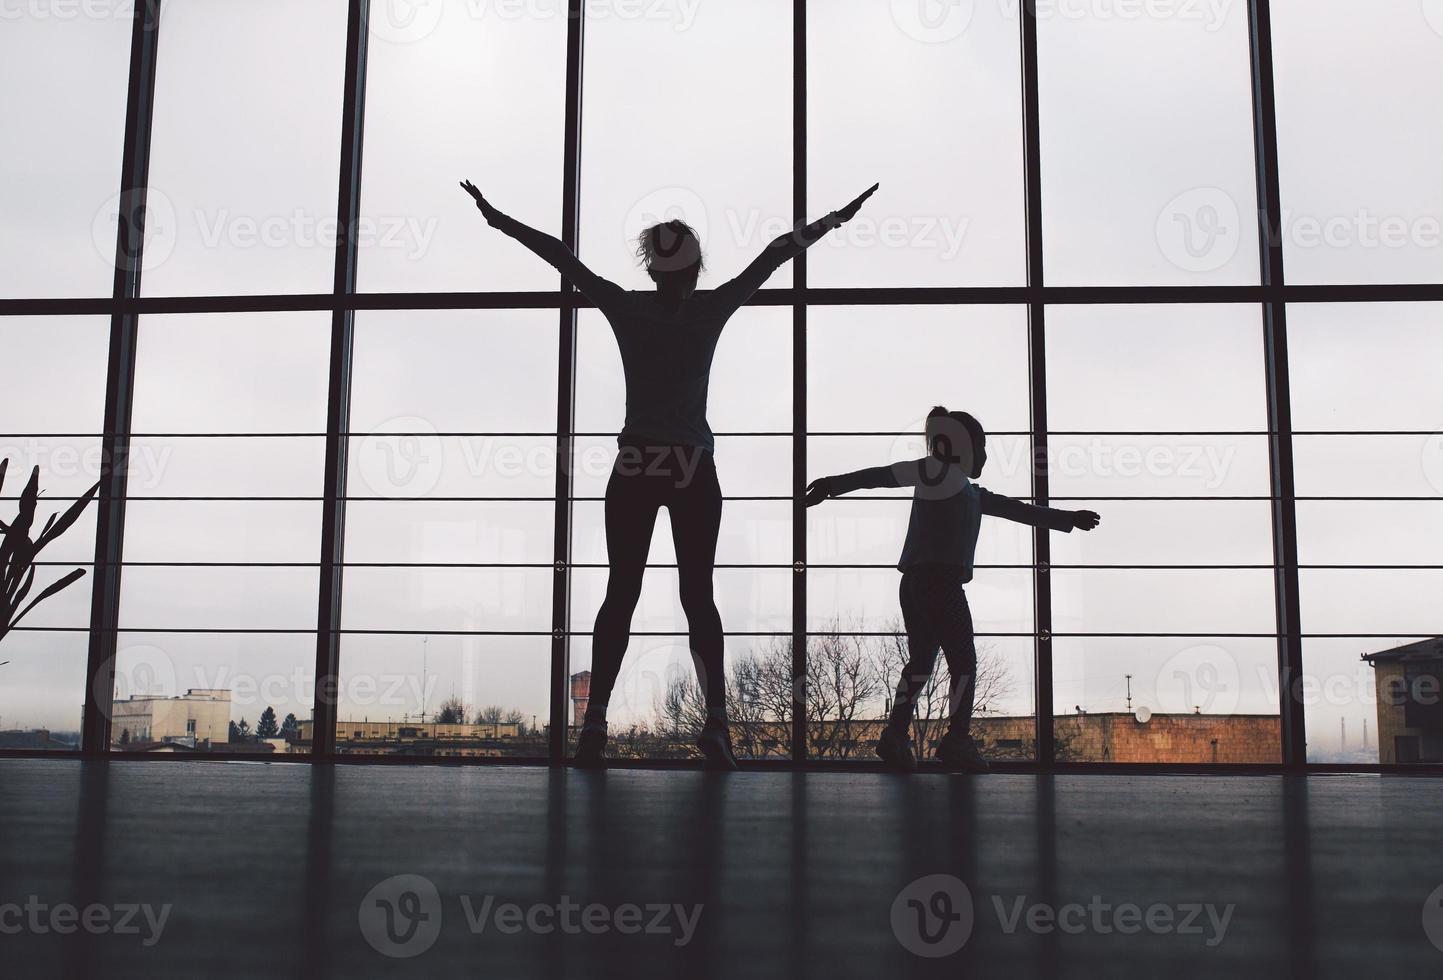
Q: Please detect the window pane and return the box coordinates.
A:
[1038,4,1260,284]
[141,0,347,295]
[344,567,551,633]
[1052,637,1281,763]
[0,317,110,745]
[358,2,567,291]
[1271,1,1443,284]
[351,310,558,432]
[332,635,550,758]
[580,0,791,289]
[808,0,1025,286]
[113,312,328,737]
[0,632,87,749]
[111,633,315,752]
[808,306,1031,433]
[568,633,797,761]
[0,11,130,297]
[1289,302,1443,762]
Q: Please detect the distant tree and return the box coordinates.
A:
[476,705,505,725]
[279,713,299,740]
[256,706,279,738]
[435,696,468,725]
[502,709,527,734]
[119,728,130,746]
[234,718,252,743]
[228,720,240,742]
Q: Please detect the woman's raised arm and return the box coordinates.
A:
[715,182,879,306]
[460,180,622,308]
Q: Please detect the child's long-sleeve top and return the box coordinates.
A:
[830,457,1077,581]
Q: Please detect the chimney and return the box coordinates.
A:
[570,671,592,728]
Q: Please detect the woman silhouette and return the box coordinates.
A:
[462,179,877,768]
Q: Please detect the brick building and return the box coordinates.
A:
[1363,638,1443,764]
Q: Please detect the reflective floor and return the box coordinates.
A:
[0,760,1439,978]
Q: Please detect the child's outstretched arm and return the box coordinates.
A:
[805,460,917,507]
[980,489,1100,532]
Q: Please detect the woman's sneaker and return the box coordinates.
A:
[875,727,918,772]
[572,725,608,769]
[935,732,991,773]
[697,719,739,771]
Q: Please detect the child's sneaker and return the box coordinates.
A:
[875,726,918,772]
[697,719,739,771]
[572,724,608,769]
[935,732,990,773]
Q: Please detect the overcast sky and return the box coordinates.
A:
[1,0,1440,763]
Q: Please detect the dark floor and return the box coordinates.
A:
[1,761,1440,978]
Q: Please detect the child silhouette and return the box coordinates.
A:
[807,407,1100,772]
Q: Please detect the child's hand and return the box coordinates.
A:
[1071,510,1101,531]
[804,478,834,507]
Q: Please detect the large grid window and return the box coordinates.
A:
[2,0,1439,769]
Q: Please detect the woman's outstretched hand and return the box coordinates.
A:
[459,179,504,227]
[828,182,879,227]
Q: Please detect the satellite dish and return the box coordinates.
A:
[1134,706,1153,724]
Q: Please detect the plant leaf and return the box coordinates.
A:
[35,479,101,553]
[9,567,86,629]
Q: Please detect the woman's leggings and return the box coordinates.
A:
[586,443,726,722]
[887,564,978,738]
